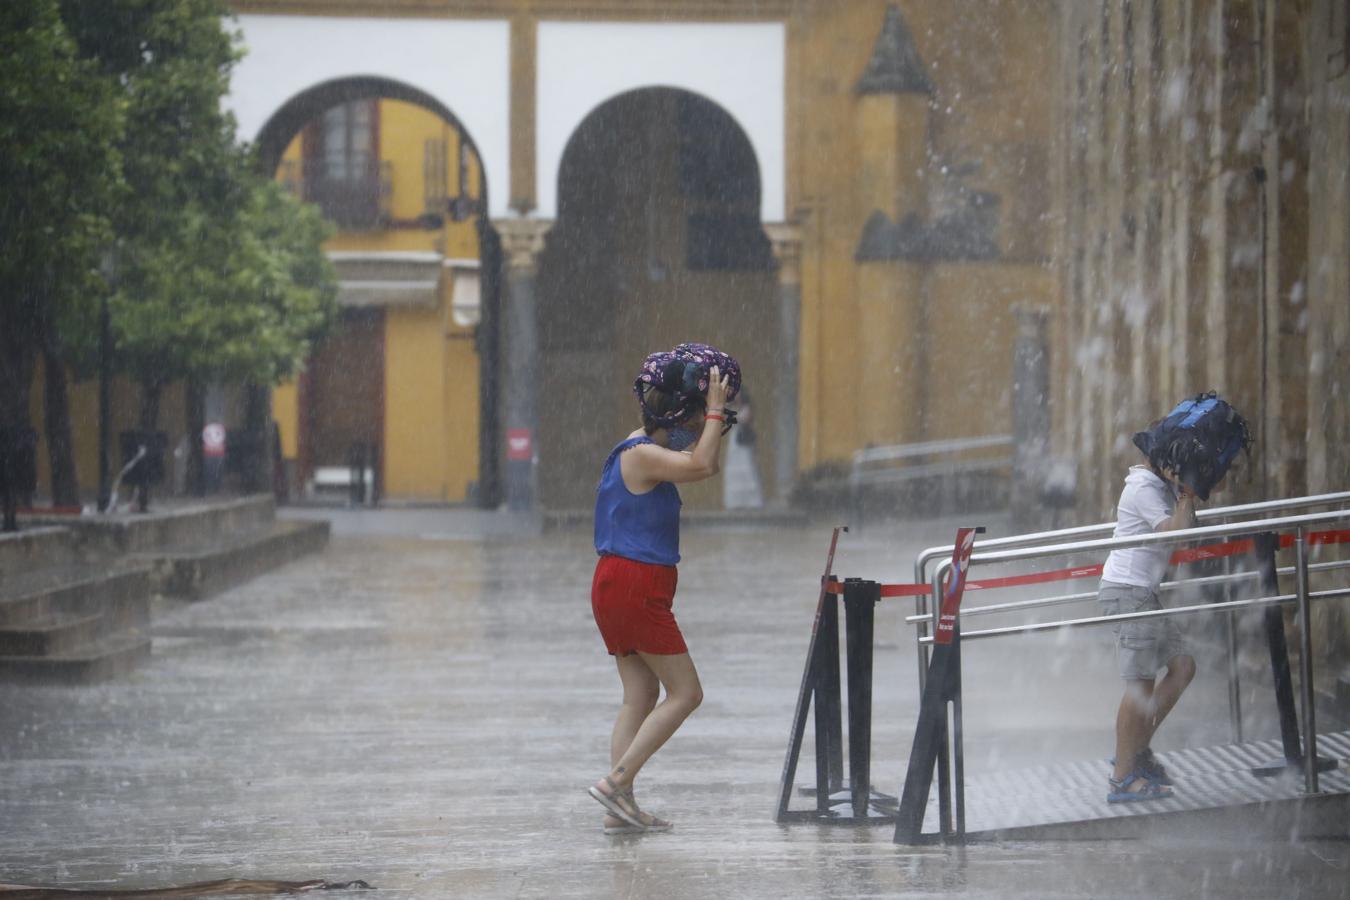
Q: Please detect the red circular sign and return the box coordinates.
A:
[202,423,226,458]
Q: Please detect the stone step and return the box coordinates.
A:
[0,565,151,629]
[0,630,152,685]
[44,494,278,556]
[0,611,106,656]
[0,526,82,574]
[136,518,330,602]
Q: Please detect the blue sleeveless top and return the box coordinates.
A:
[594,437,681,566]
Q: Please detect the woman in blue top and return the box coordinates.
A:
[587,344,737,834]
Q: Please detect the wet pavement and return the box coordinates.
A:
[2,509,1348,898]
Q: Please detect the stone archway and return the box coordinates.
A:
[253,76,502,506]
[535,87,778,510]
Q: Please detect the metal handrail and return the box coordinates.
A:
[916,511,1350,797]
[920,587,1350,643]
[908,490,1350,689]
[904,557,1350,624]
[913,490,1350,586]
[852,434,1011,469]
[912,496,1344,685]
[946,508,1347,567]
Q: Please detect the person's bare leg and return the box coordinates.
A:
[1112,678,1155,783]
[1147,654,1195,733]
[594,652,702,794]
[603,654,660,829]
[611,653,661,768]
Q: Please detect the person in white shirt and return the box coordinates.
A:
[1099,392,1251,803]
[1099,463,1203,802]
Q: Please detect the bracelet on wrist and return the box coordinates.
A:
[705,414,725,423]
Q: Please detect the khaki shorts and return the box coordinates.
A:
[1099,581,1191,681]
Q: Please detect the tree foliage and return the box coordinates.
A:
[59,0,337,398]
[0,0,123,426]
[111,176,336,390]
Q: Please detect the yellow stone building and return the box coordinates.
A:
[220,0,1065,511]
[269,99,486,503]
[34,1,1344,518]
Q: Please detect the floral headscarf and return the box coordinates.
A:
[633,342,742,428]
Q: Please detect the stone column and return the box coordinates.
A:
[767,223,802,506]
[1011,305,1051,532]
[494,218,550,511]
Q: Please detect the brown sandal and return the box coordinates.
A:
[616,787,672,832]
[588,776,643,827]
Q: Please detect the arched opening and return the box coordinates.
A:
[536,87,776,510]
[255,76,500,507]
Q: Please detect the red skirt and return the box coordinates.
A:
[591,554,687,656]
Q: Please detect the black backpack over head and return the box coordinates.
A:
[1132,391,1253,500]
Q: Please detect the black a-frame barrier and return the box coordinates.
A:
[776,527,899,823]
[776,527,986,827]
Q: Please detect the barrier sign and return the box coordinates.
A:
[202,423,226,459]
[506,428,532,461]
[934,527,978,645]
[895,525,985,845]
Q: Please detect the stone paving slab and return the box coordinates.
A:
[2,512,1349,898]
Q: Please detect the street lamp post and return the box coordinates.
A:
[97,254,114,512]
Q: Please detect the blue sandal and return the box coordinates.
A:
[1110,748,1174,786]
[1107,771,1174,803]
[1135,747,1173,785]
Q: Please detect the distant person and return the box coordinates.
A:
[722,385,763,509]
[587,344,739,834]
[1099,392,1251,803]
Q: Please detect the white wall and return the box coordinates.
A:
[228,15,511,217]
[536,21,786,222]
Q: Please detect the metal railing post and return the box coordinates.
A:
[1295,526,1321,795]
[1224,552,1245,744]
[952,621,966,841]
[931,562,953,836]
[914,557,931,693]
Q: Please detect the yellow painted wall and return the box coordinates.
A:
[384,306,447,499]
[28,360,188,503]
[273,380,299,458]
[855,262,924,447]
[789,1,1061,474]
[272,97,483,502]
[440,321,481,503]
[924,262,1059,440]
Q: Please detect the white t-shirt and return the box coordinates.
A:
[1100,466,1176,589]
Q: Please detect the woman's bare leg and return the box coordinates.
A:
[611,653,661,767]
[602,654,661,828]
[594,651,702,806]
[608,651,702,785]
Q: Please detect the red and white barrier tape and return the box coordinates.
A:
[823,529,1350,598]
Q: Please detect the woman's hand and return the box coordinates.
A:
[706,365,729,412]
[620,364,729,492]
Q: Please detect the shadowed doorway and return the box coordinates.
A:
[537,87,777,510]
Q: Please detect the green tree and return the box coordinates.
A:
[58,0,336,501]
[0,0,123,516]
[111,171,336,421]
[59,0,247,429]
